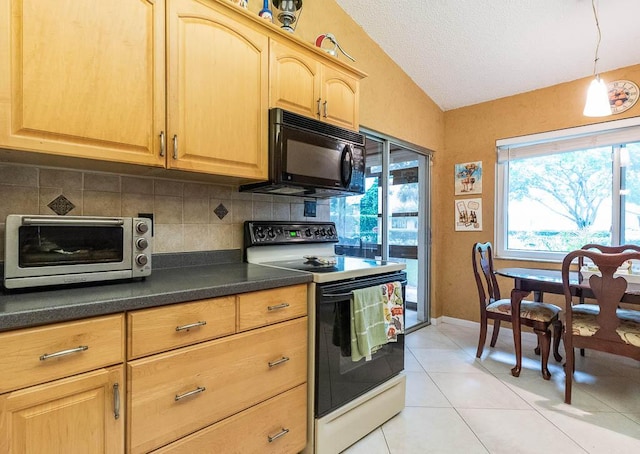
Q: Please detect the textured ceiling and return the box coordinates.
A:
[335,0,640,111]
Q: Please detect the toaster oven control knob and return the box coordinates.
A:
[136,222,149,234]
[136,238,149,250]
[135,254,149,266]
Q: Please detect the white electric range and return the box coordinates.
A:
[245,221,407,454]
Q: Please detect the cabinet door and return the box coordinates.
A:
[0,366,124,454]
[270,39,321,120]
[166,0,268,180]
[321,65,360,131]
[0,0,165,167]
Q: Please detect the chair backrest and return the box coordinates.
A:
[562,249,640,344]
[472,242,501,309]
[578,244,640,271]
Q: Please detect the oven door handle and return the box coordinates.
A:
[321,280,408,299]
[21,217,124,226]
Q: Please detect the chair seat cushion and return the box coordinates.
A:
[486,299,561,322]
[571,304,640,347]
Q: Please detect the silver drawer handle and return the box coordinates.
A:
[267,303,290,311]
[268,356,290,368]
[268,428,290,443]
[175,386,206,401]
[40,345,88,361]
[175,321,207,332]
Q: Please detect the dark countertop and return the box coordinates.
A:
[0,263,313,332]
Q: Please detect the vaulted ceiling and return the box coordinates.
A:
[335,0,640,111]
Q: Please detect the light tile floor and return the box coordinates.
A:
[342,322,640,453]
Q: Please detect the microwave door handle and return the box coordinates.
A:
[340,146,353,187]
[21,217,125,226]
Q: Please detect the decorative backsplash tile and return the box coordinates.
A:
[47,194,75,216]
[214,203,229,220]
[0,163,331,256]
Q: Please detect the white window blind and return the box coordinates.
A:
[497,117,640,162]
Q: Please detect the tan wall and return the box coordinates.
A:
[437,64,640,322]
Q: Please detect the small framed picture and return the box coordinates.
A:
[455,161,482,195]
[455,198,482,231]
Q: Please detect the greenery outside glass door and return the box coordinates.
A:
[330,132,431,330]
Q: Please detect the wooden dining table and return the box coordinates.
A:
[495,267,640,377]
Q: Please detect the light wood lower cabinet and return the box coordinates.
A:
[0,363,124,454]
[127,316,307,454]
[151,383,307,454]
[126,285,309,454]
[0,315,125,453]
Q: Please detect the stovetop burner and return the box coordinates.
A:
[303,255,338,266]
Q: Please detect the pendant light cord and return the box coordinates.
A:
[591,0,602,76]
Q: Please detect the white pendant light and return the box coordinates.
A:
[583,0,612,117]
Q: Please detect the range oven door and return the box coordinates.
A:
[314,271,406,418]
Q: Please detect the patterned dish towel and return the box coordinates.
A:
[350,285,388,362]
[382,281,404,342]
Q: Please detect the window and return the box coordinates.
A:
[496,117,640,261]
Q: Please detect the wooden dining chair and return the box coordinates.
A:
[472,242,563,379]
[576,244,640,356]
[562,249,640,404]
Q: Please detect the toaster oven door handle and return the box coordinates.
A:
[22,217,125,226]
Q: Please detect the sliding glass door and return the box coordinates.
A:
[330,132,431,330]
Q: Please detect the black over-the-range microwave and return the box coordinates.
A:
[240,108,366,198]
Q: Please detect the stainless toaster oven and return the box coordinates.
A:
[4,215,152,289]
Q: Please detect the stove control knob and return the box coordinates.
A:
[136,238,149,250]
[136,221,149,234]
[135,254,149,266]
[255,228,266,240]
[327,227,335,237]
[319,228,327,237]
[304,228,312,237]
[267,228,276,239]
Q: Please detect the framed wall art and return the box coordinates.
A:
[455,198,482,231]
[454,161,482,195]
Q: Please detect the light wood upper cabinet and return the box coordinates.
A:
[0,366,124,454]
[270,38,361,131]
[0,0,166,167]
[166,0,268,179]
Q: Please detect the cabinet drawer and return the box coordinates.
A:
[128,316,307,454]
[127,296,236,359]
[151,383,307,454]
[238,284,307,331]
[0,314,124,394]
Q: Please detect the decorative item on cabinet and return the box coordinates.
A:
[258,0,273,22]
[272,0,303,32]
[231,0,248,8]
[315,33,356,62]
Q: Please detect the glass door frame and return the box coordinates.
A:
[362,127,433,330]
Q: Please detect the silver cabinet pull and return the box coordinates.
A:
[175,321,207,332]
[316,98,321,116]
[175,386,206,401]
[268,356,290,368]
[268,428,290,443]
[267,303,290,311]
[159,131,165,157]
[40,345,88,361]
[113,383,120,420]
[172,134,178,159]
[323,100,328,118]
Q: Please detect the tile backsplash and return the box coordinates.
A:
[0,163,330,259]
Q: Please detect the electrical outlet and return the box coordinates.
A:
[304,200,317,217]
